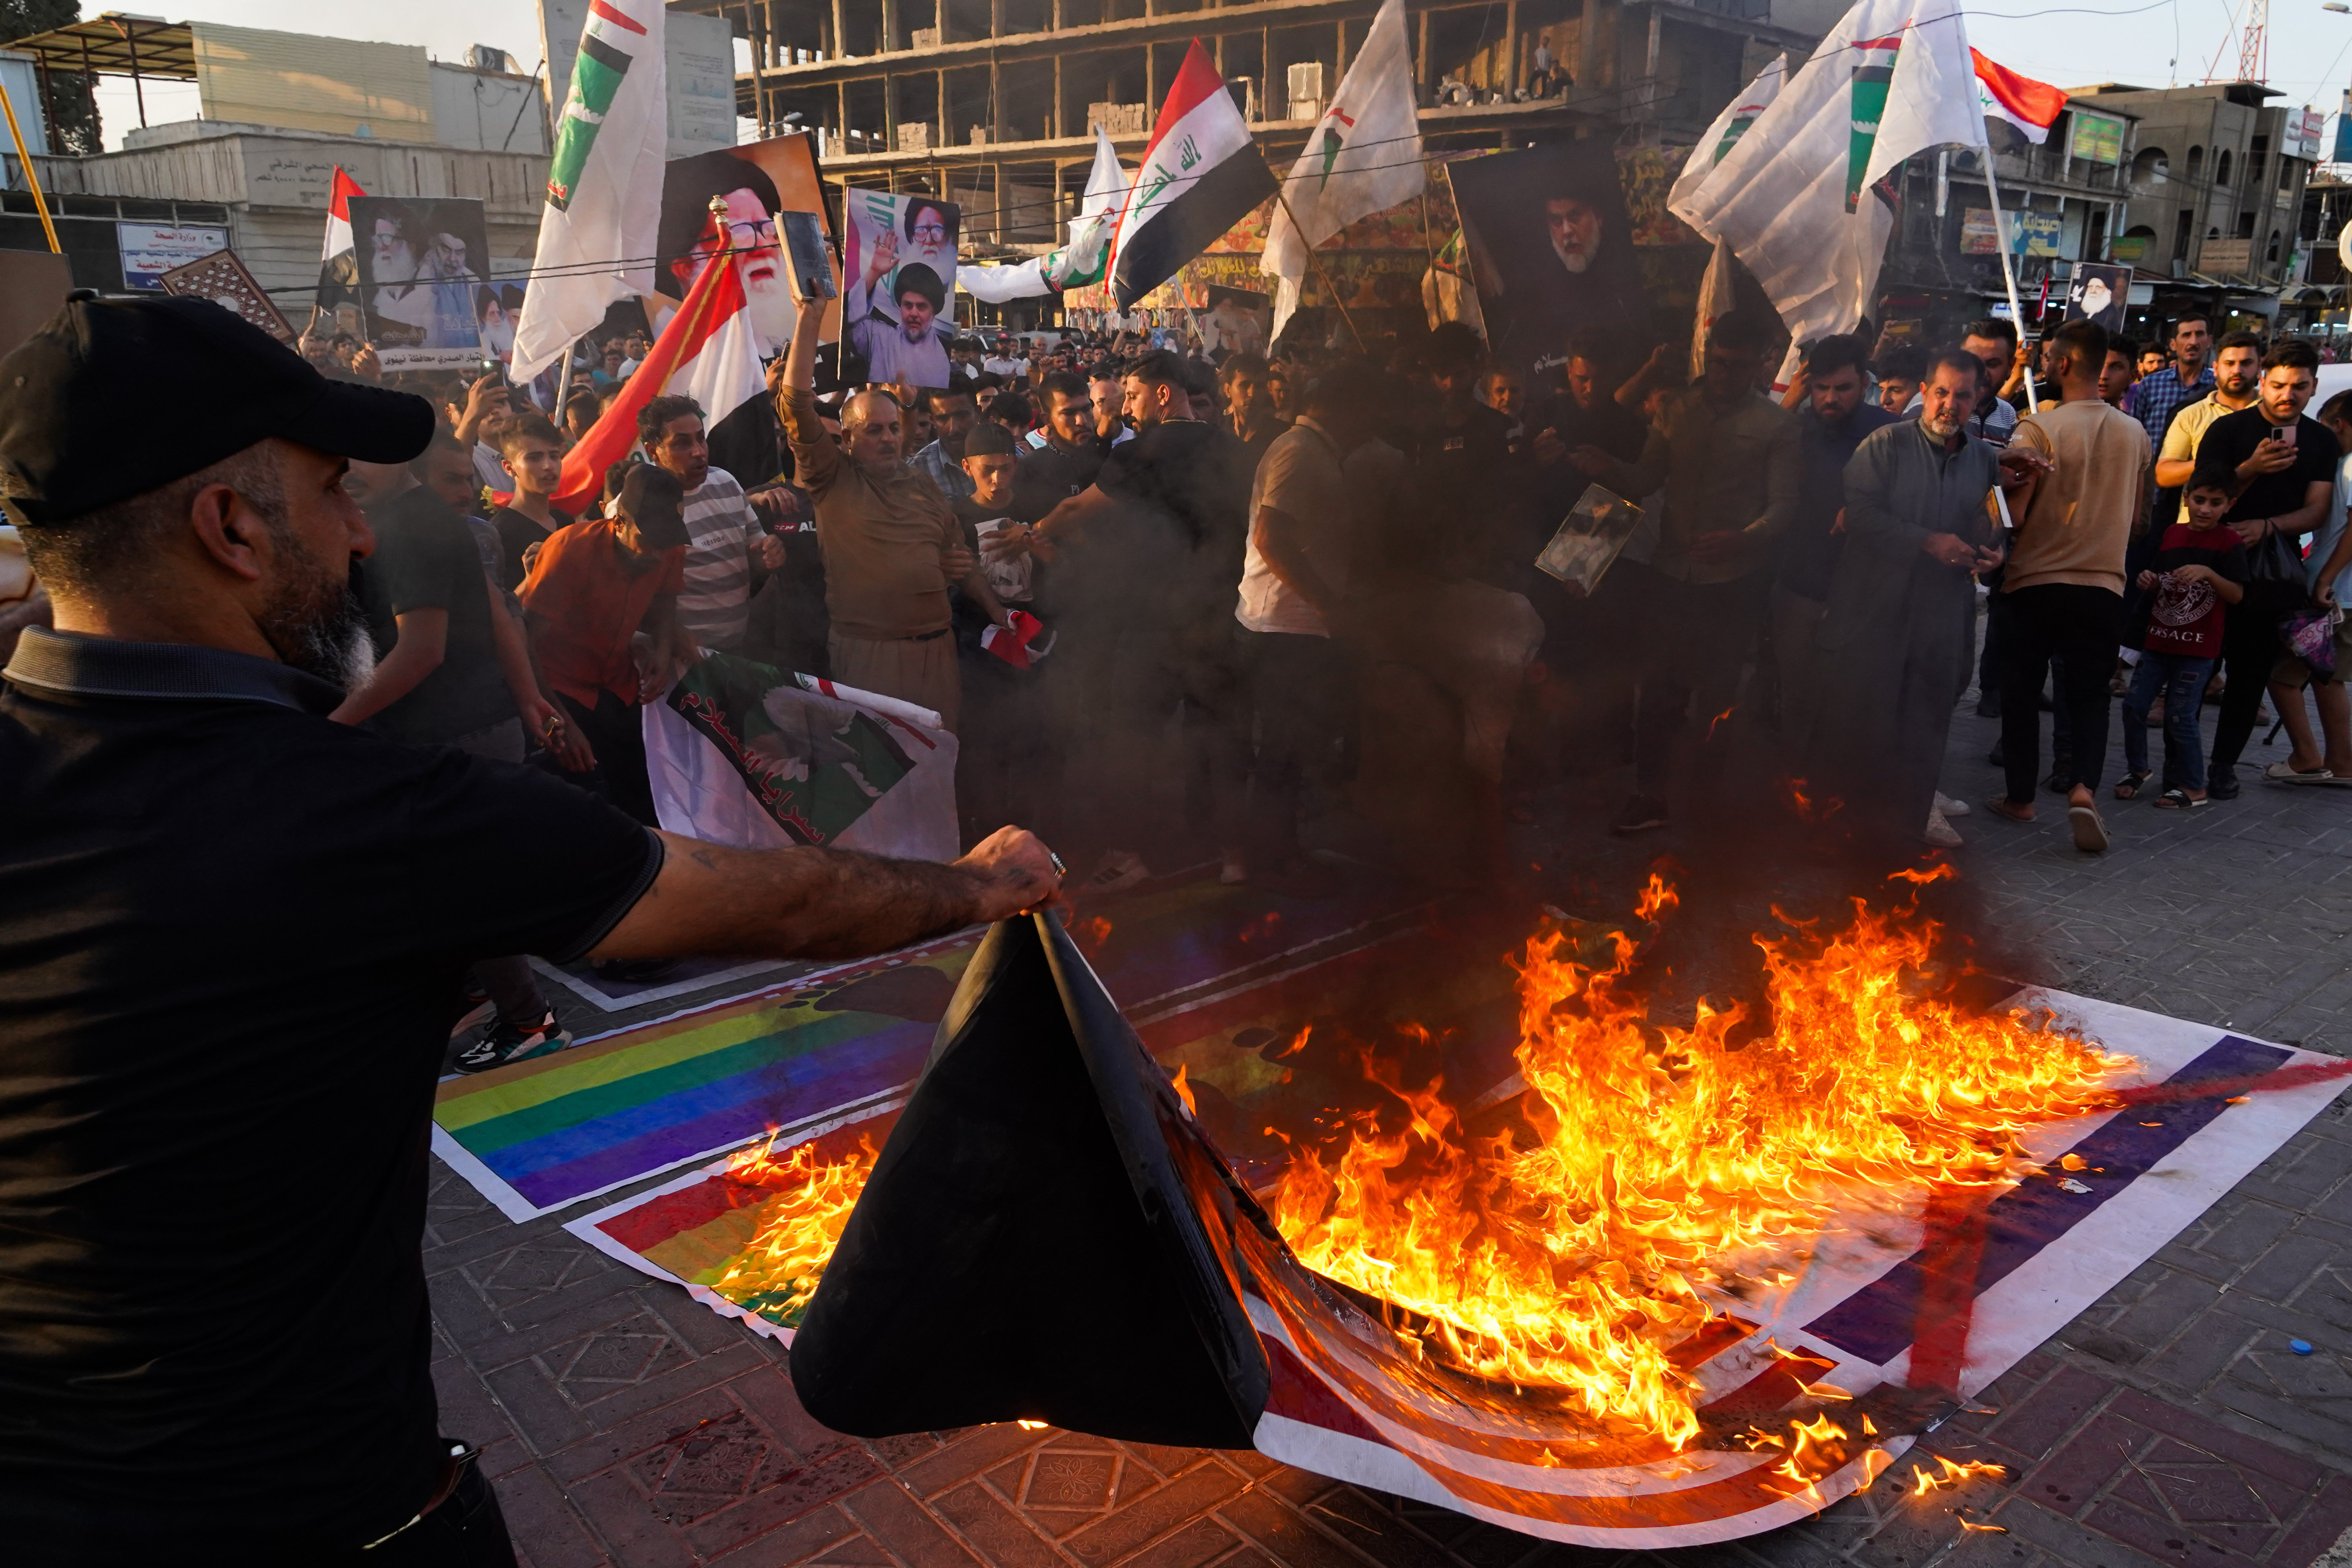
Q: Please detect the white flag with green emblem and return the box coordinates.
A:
[1260,0,1423,341]
[509,0,668,384]
[1671,0,1980,355]
[1678,54,1785,376]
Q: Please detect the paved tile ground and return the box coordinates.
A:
[430,659,2352,1568]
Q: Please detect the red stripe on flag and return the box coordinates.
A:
[1906,1183,1993,1398]
[1138,39,1229,166]
[1971,48,2067,130]
[329,167,363,221]
[1111,36,1232,264]
[588,0,649,34]
[551,244,748,518]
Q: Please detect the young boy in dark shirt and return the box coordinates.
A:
[952,422,1044,841]
[490,412,573,590]
[2119,474,2249,808]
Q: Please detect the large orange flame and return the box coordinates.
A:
[708,1133,878,1319]
[1270,879,2129,1447]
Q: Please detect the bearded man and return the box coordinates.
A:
[1807,348,2027,853]
[0,293,1060,1561]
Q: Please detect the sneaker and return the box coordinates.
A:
[2209,772,2242,801]
[2043,759,2073,795]
[1086,849,1151,894]
[1934,793,1971,818]
[454,1009,574,1074]
[1924,808,1963,848]
[1613,794,1668,834]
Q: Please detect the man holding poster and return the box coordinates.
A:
[349,196,495,372]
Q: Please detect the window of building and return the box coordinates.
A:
[2247,135,2267,190]
[2186,144,2205,182]
[2216,148,2232,187]
[2132,146,2170,183]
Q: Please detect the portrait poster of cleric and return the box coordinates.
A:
[653,133,842,355]
[2064,261,2131,335]
[840,188,961,388]
[347,195,495,372]
[1447,143,1650,380]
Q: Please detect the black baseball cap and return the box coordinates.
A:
[0,291,436,526]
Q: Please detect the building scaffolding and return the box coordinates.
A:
[674,0,1829,249]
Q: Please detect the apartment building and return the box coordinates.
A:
[2075,80,2320,287]
[678,0,1846,246]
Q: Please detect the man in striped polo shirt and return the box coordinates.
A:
[640,394,788,654]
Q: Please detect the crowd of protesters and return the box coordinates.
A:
[13,291,2352,1076]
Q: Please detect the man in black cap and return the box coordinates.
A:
[0,294,1060,1562]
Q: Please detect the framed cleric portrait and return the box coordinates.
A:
[1447,144,1651,380]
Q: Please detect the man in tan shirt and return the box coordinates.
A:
[1988,319,2151,851]
[776,296,1008,732]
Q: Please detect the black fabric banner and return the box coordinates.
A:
[789,912,1271,1448]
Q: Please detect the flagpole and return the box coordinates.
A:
[1272,185,1366,352]
[1977,151,2040,413]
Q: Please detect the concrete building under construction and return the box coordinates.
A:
[677,0,1847,248]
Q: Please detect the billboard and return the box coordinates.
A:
[117,223,229,290]
[2068,110,2124,165]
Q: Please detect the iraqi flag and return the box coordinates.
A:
[320,166,363,263]
[1972,48,2067,144]
[550,235,764,518]
[1109,41,1278,309]
[307,166,367,337]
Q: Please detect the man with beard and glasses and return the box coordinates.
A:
[0,294,1062,1565]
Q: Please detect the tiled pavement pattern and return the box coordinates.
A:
[429,682,2352,1568]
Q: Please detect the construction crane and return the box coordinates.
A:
[2208,0,2268,80]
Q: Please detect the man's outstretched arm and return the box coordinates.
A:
[591,825,1062,962]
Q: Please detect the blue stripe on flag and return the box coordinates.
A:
[1803,1034,2289,1364]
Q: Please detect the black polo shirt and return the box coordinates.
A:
[0,629,662,1555]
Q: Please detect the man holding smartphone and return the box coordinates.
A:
[2190,339,2339,796]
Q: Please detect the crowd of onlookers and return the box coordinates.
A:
[13,293,2352,1072]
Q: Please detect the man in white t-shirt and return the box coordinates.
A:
[984,336,1031,383]
[1230,369,1367,893]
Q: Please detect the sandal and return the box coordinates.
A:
[1984,796,2035,823]
[2068,801,2110,852]
[2153,788,2209,810]
[2114,770,2153,800]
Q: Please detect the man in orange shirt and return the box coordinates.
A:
[519,464,698,827]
